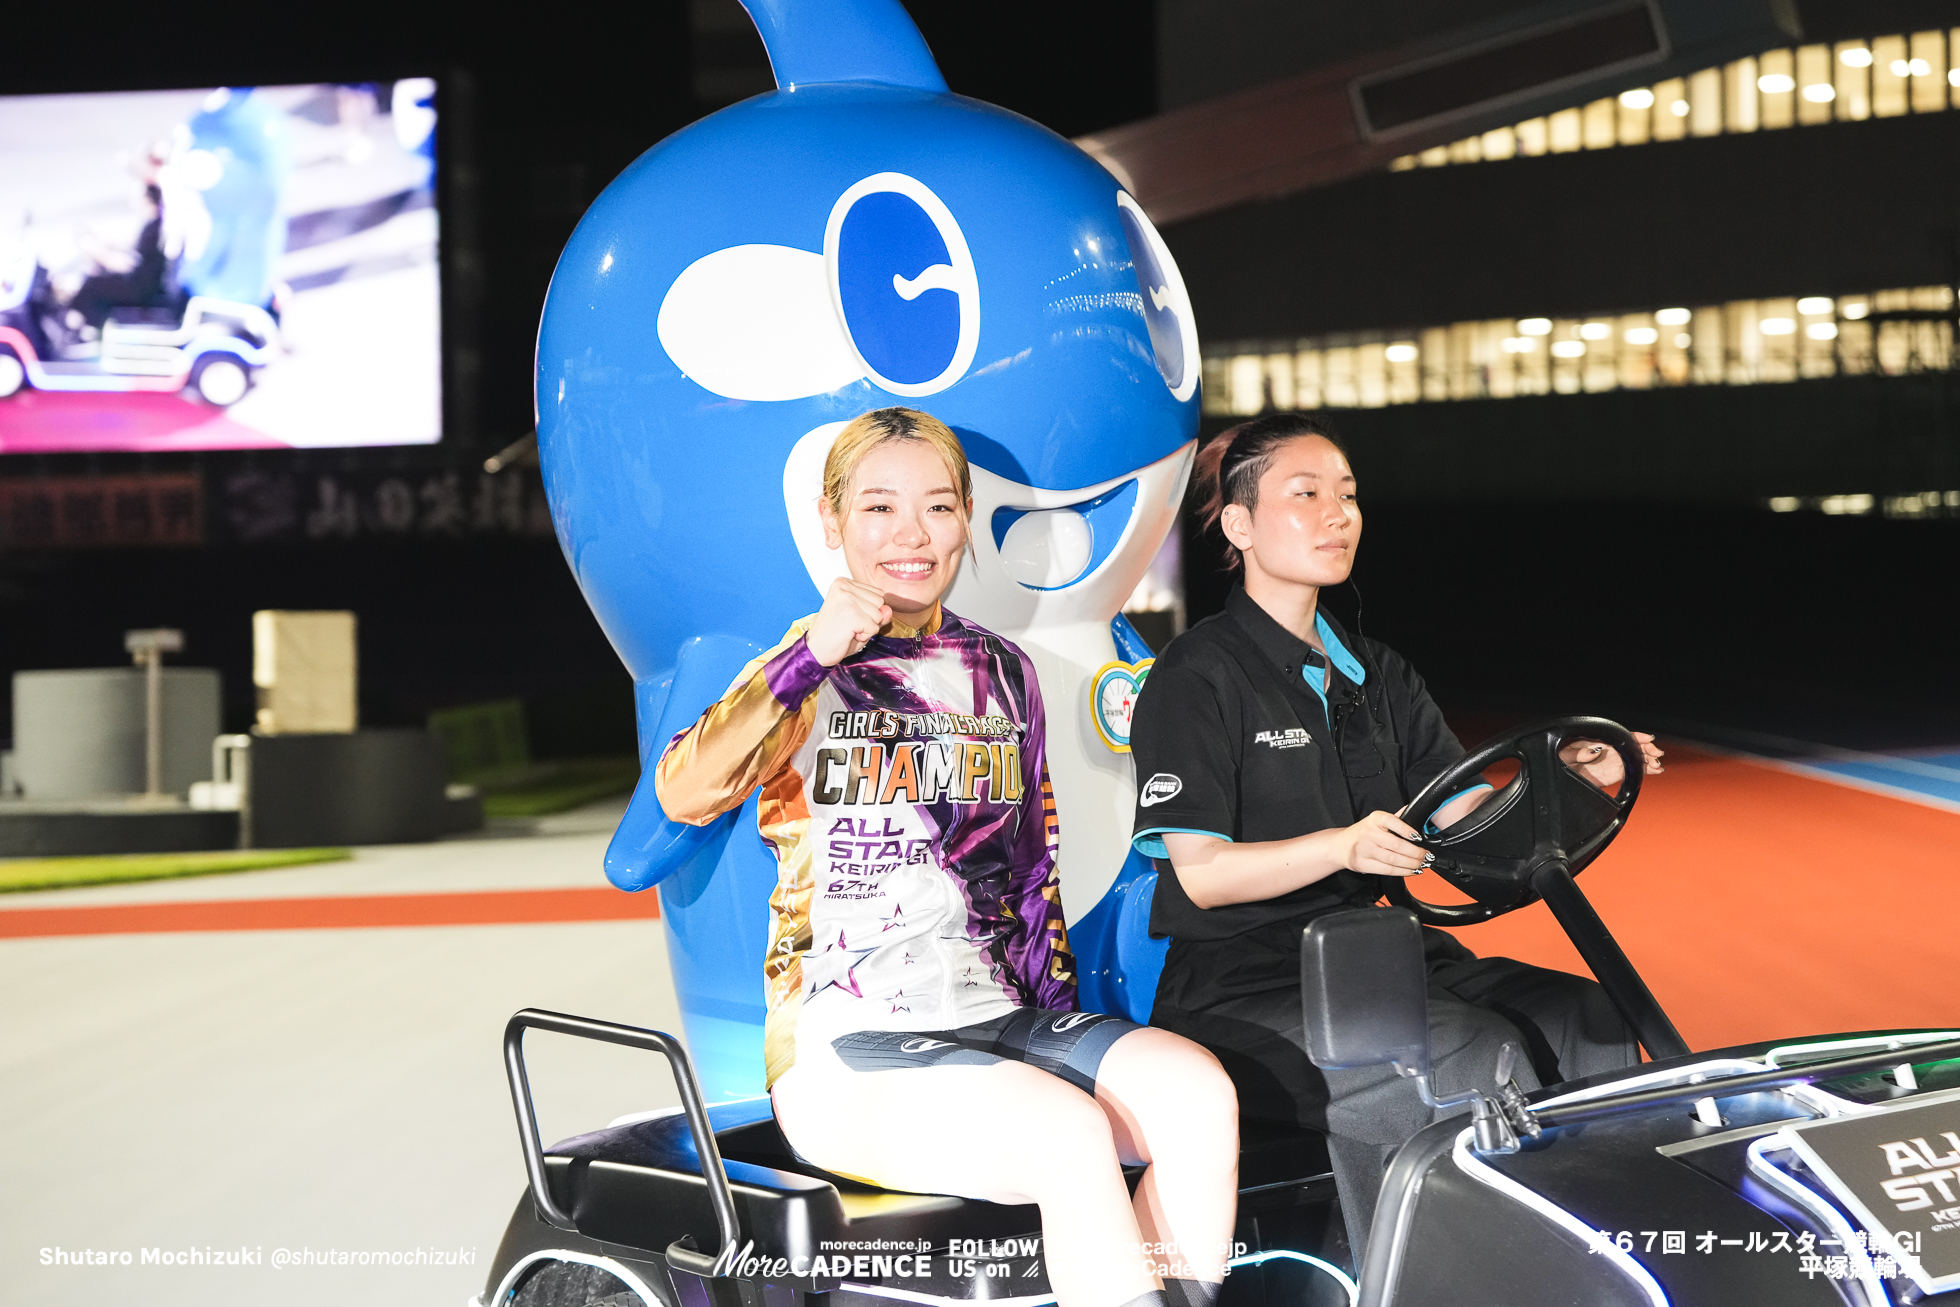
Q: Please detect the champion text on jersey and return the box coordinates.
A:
[811,741,1024,805]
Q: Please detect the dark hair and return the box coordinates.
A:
[1194,413,1349,570]
[144,184,162,205]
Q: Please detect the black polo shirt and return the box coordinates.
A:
[1128,587,1465,1000]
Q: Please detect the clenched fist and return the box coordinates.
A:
[805,577,895,667]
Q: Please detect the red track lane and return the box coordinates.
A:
[3,749,1949,1053]
[1430,746,1960,1052]
[0,886,660,939]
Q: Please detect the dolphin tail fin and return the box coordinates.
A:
[737,0,948,93]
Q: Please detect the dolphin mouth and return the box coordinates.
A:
[988,479,1139,591]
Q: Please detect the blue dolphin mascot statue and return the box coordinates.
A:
[537,0,1202,1100]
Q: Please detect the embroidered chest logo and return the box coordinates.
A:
[1254,728,1314,749]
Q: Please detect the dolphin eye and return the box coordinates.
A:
[1115,191,1199,403]
[825,173,980,397]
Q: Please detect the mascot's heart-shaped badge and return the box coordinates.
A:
[1090,659,1154,753]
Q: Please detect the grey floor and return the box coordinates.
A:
[2,798,687,1307]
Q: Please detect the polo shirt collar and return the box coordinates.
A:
[1224,586,1367,689]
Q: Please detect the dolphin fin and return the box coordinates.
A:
[738,0,948,93]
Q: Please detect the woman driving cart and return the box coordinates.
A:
[655,408,1239,1307]
[1128,413,1665,1260]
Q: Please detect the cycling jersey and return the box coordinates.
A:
[655,605,1075,1087]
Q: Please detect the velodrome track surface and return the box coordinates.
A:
[3,799,687,1307]
[1430,743,1960,1050]
[5,745,1957,1306]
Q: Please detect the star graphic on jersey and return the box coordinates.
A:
[881,904,907,933]
[960,965,981,988]
[808,923,878,1001]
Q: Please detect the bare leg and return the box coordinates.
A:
[773,1059,1159,1307]
[1092,1027,1239,1287]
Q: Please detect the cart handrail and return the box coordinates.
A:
[502,1009,745,1275]
[1533,1037,1960,1129]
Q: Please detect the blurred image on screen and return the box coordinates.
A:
[0,80,441,453]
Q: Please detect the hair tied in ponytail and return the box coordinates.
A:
[1193,413,1348,570]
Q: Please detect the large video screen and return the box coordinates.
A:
[0,81,440,453]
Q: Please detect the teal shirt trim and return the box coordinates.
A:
[1134,827,1233,860]
[1301,610,1368,716]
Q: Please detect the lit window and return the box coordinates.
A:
[1768,497,1800,511]
[1819,494,1874,515]
[1203,283,1948,411]
[1380,30,1954,180]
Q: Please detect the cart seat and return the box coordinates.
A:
[537,1099,1334,1267]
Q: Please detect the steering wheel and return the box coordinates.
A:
[1386,716,1645,927]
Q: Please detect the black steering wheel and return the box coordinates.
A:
[1386,716,1645,927]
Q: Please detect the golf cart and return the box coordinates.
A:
[478,717,1960,1306]
[0,254,275,406]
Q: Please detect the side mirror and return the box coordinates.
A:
[1300,907,1431,1079]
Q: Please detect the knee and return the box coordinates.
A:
[1125,1034,1240,1157]
[1173,1043,1239,1132]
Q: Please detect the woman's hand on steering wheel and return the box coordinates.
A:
[806,578,893,667]
[1559,732,1665,790]
[1342,810,1432,879]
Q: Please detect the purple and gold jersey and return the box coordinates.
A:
[656,606,1074,1087]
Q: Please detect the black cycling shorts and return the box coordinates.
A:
[830,1008,1142,1095]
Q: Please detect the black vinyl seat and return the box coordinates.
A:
[538,1099,1335,1266]
[540,1098,1042,1263]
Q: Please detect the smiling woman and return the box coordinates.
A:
[649,407,1241,1307]
[810,406,974,642]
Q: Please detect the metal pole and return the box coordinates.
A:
[124,629,183,803]
[144,649,163,799]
